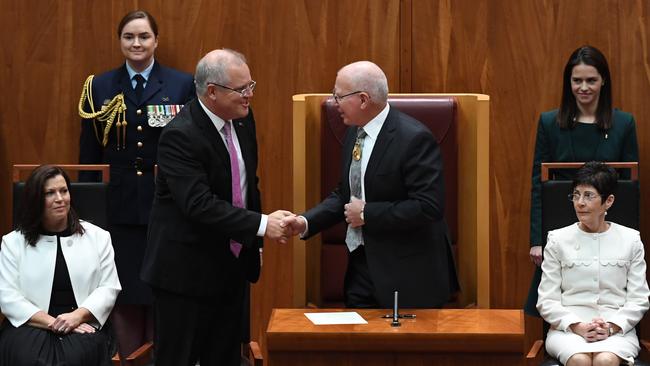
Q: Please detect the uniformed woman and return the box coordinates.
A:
[78,9,195,359]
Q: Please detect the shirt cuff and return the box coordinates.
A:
[299,215,309,238]
[257,214,268,237]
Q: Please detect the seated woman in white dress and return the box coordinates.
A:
[0,165,121,366]
[537,161,650,366]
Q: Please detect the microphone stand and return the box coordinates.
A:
[382,291,417,327]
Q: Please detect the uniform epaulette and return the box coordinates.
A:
[78,75,128,149]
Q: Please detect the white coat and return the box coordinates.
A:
[537,222,650,364]
[0,221,121,328]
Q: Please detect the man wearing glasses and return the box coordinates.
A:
[283,61,458,309]
[141,49,291,366]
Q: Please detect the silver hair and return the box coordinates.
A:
[194,49,247,96]
[342,62,389,104]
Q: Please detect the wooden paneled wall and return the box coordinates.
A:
[1,0,650,349]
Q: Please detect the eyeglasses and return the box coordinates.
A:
[332,90,363,103]
[207,80,256,97]
[568,191,601,202]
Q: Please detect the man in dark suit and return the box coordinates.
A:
[284,61,458,309]
[140,49,290,366]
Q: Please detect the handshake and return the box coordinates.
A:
[263,197,366,244]
[263,210,305,244]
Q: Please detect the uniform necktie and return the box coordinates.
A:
[346,127,367,252]
[223,122,244,257]
[133,74,145,102]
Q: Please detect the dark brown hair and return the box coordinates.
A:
[557,45,612,130]
[16,165,84,246]
[117,10,159,38]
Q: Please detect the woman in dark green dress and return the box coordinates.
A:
[524,45,639,316]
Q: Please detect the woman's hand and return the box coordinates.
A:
[570,322,603,342]
[530,245,543,266]
[49,312,83,334]
[49,308,93,335]
[72,322,97,334]
[591,318,621,339]
[571,320,617,342]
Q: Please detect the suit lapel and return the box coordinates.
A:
[233,118,254,175]
[140,62,163,105]
[189,99,230,164]
[364,109,396,192]
[339,128,357,198]
[119,62,163,106]
[118,65,138,106]
[234,115,262,209]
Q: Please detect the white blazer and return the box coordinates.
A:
[0,221,121,328]
[537,222,650,333]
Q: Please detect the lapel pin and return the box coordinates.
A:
[161,96,170,102]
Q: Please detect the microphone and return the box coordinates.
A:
[381,290,416,324]
[391,291,401,327]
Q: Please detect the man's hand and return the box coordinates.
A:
[265,210,294,244]
[530,245,543,266]
[344,197,365,228]
[281,215,307,237]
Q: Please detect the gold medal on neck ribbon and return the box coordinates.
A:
[352,142,362,161]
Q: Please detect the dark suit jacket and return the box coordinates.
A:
[79,61,195,225]
[140,98,262,296]
[303,106,456,308]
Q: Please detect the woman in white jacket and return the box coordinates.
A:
[0,165,121,365]
[537,161,649,366]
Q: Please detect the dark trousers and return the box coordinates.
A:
[344,245,380,308]
[151,284,245,366]
[109,224,151,304]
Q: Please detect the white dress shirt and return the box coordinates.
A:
[351,103,390,200]
[197,99,267,236]
[125,58,155,89]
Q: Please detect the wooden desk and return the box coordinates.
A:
[266,308,527,366]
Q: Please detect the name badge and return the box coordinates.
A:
[147,104,184,127]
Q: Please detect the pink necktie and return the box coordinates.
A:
[223,122,243,257]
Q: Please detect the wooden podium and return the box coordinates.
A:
[266,308,527,366]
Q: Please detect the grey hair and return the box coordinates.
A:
[341,61,389,104]
[194,48,247,96]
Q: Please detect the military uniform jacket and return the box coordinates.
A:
[79,61,195,225]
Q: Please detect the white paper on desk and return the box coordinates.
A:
[304,312,368,325]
